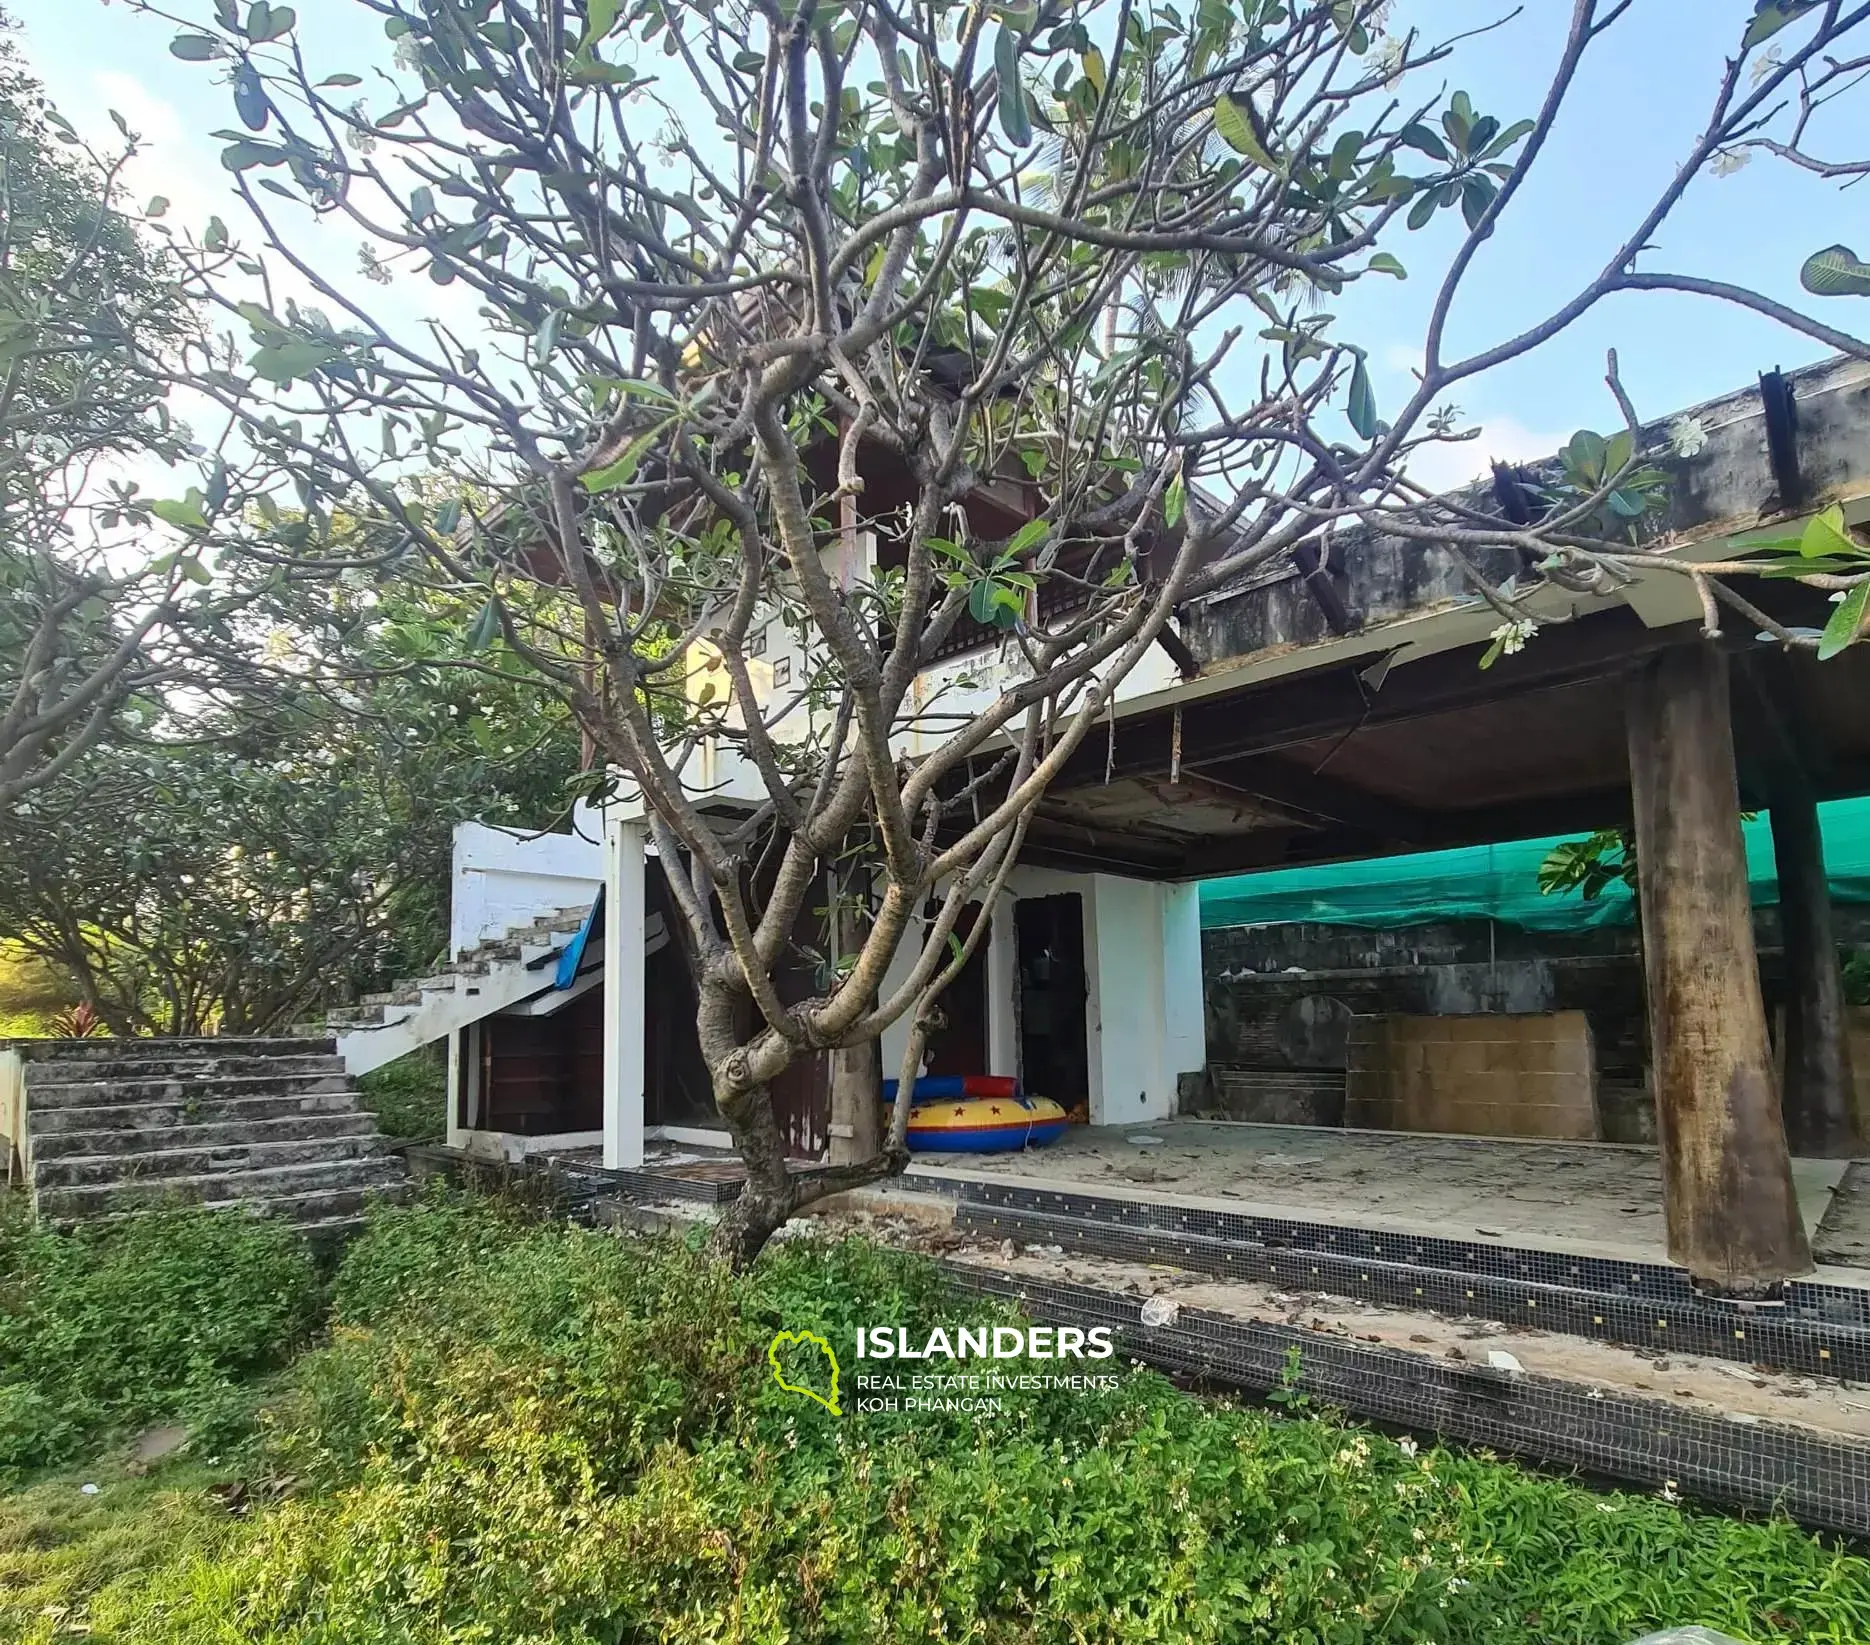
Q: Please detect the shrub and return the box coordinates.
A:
[355,1050,446,1142]
[86,1199,1870,1644]
[0,1204,322,1479]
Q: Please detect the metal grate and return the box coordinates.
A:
[935,1177,1870,1379]
[939,1260,1870,1538]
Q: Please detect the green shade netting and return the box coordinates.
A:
[1198,797,1870,933]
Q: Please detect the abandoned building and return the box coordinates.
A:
[9,353,1870,1531]
[287,353,1870,1302]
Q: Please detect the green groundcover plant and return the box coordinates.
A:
[4,1193,1870,1642]
[0,1201,321,1480]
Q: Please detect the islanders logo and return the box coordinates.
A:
[767,1329,842,1415]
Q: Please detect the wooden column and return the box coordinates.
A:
[1627,645,1812,1291]
[1771,769,1861,1156]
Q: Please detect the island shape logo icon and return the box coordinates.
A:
[767,1329,842,1415]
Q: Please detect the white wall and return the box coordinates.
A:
[872,864,1205,1126]
[450,806,604,957]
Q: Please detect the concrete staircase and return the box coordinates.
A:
[324,899,666,1078]
[17,1036,405,1231]
[323,903,602,1075]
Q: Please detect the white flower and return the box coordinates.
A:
[393,36,425,72]
[345,103,378,155]
[1396,1435,1418,1457]
[1488,617,1536,656]
[1658,1479,1681,1504]
[1751,45,1783,85]
[1711,148,1751,177]
[1668,415,1709,458]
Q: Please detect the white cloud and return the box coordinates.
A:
[1401,414,1571,495]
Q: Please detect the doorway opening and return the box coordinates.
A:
[922,903,991,1079]
[1015,893,1090,1118]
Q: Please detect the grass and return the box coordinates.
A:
[2,1192,1869,1642]
[0,1200,321,1482]
[355,1049,446,1142]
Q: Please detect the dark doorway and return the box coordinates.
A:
[923,903,991,1078]
[1015,893,1090,1114]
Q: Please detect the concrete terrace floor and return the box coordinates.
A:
[901,1118,1870,1278]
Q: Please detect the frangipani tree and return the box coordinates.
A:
[136,0,1870,1263]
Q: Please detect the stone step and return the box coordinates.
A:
[328,1004,391,1027]
[217,1182,407,1226]
[29,1110,376,1161]
[15,1036,336,1063]
[27,1089,363,1136]
[24,1070,354,1107]
[34,1131,389,1188]
[36,1156,406,1219]
[24,1054,346,1093]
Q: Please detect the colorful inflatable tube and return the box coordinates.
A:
[882,1074,1019,1103]
[901,1094,1069,1154]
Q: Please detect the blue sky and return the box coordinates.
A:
[10,0,1864,486]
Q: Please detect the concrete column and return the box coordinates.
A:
[601,813,647,1169]
[1627,645,1811,1290]
[1162,881,1207,1085]
[987,897,1019,1080]
[1771,775,1861,1156]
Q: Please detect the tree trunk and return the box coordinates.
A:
[708,1081,797,1270]
[1770,760,1860,1156]
[1627,645,1812,1293]
[828,1036,883,1166]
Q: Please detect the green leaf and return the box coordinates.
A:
[1214,93,1274,169]
[1801,503,1858,560]
[410,185,436,222]
[203,216,229,250]
[1346,356,1377,440]
[1565,429,1608,486]
[1819,581,1870,659]
[181,558,213,585]
[1397,121,1448,162]
[995,28,1032,147]
[583,0,622,45]
[170,33,223,59]
[249,339,340,383]
[465,595,503,652]
[248,3,296,42]
[150,494,209,532]
[1744,2,1820,49]
[234,62,269,130]
[1003,518,1049,558]
[1481,118,1537,160]
[968,578,998,625]
[1405,189,1439,231]
[146,195,169,217]
[1164,475,1185,529]
[1800,244,1870,298]
[434,499,463,537]
[221,139,283,171]
[1365,252,1406,279]
[580,426,663,492]
[318,73,362,88]
[1081,45,1106,96]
